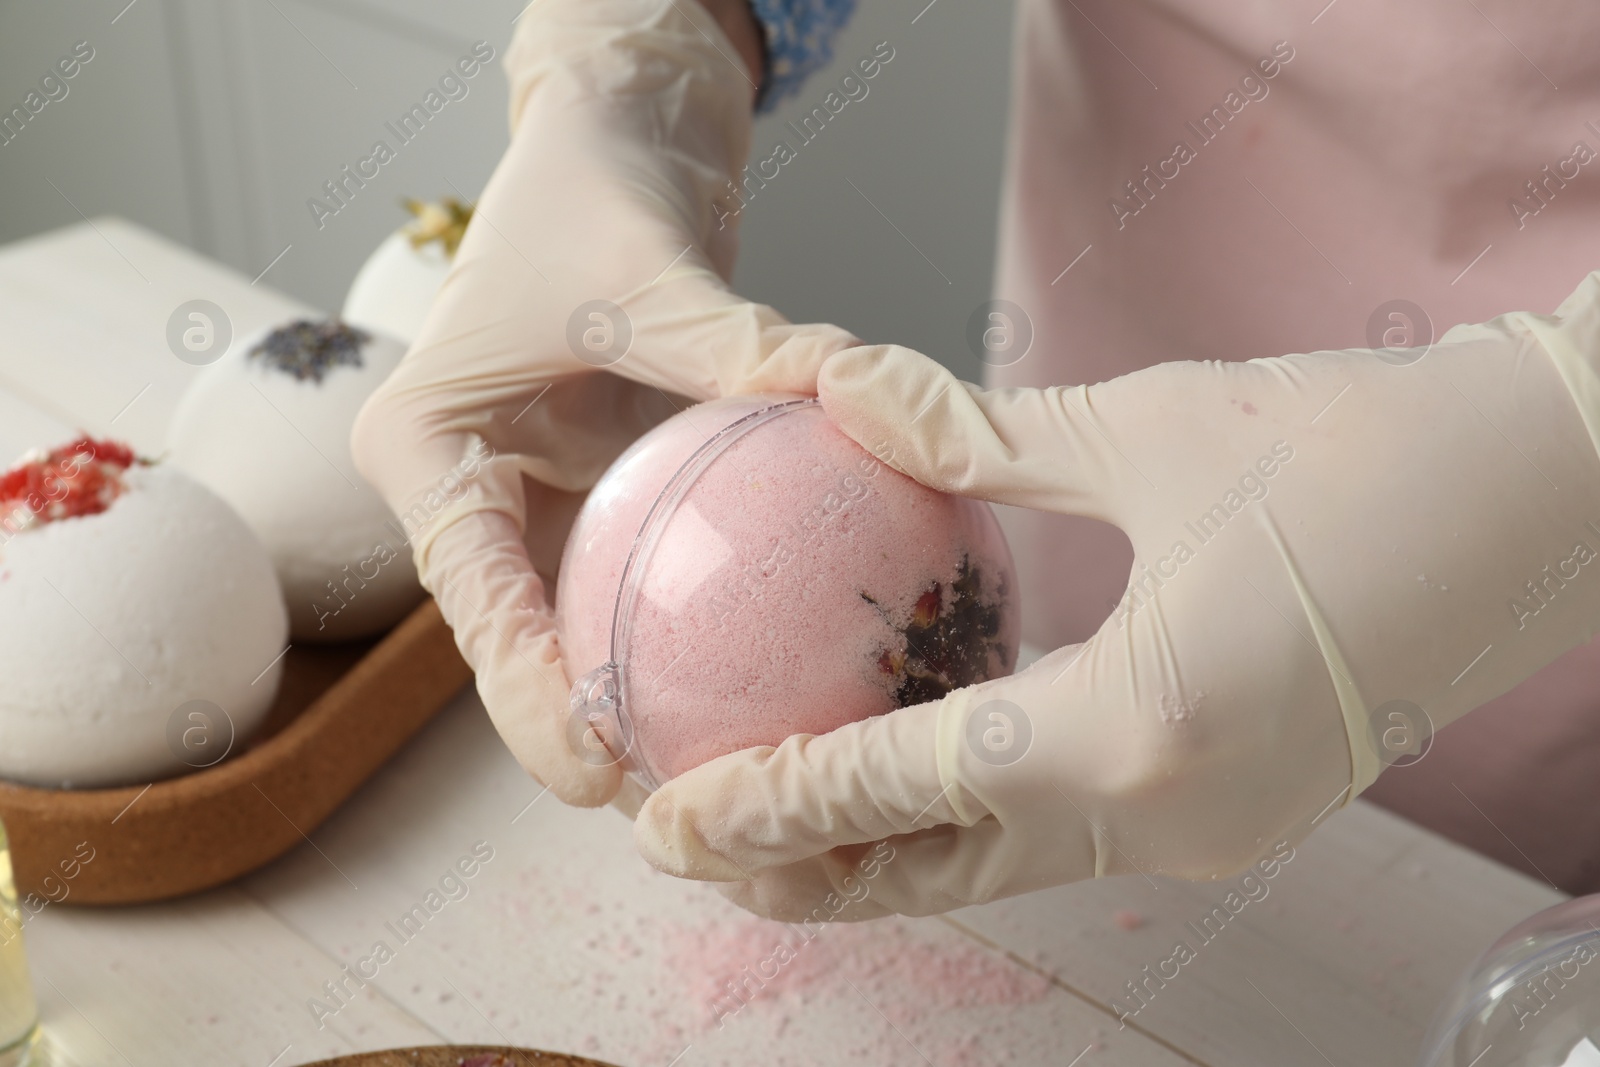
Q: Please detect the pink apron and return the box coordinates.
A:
[992,0,1600,891]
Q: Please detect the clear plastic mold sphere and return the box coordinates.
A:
[1420,893,1600,1067]
[555,394,1020,790]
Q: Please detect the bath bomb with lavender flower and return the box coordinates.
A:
[556,394,1020,789]
[167,318,423,641]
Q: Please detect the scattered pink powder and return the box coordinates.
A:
[557,396,1018,786]
[661,913,1053,1064]
[1112,909,1145,931]
[482,864,1083,1067]
[666,915,1051,1026]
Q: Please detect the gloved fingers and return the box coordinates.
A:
[714,823,1038,921]
[816,345,1139,523]
[425,510,622,807]
[711,843,900,923]
[632,640,1114,885]
[633,700,972,881]
[598,261,864,401]
[368,168,858,493]
[356,271,835,524]
[427,174,862,397]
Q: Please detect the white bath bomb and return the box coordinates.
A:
[0,439,288,789]
[342,198,470,345]
[342,233,447,346]
[167,319,423,641]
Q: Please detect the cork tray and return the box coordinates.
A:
[304,1047,619,1067]
[0,598,472,904]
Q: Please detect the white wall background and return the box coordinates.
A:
[0,0,1015,380]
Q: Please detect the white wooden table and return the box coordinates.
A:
[0,220,1567,1067]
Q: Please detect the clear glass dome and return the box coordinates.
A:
[1420,893,1600,1067]
[555,394,1020,790]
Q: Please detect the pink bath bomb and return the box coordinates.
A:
[556,395,1019,789]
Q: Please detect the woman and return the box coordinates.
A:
[352,0,1600,919]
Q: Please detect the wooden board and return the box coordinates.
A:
[0,599,471,904]
[304,1047,619,1067]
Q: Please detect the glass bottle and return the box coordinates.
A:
[0,817,39,1067]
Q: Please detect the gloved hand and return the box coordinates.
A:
[351,0,858,809]
[633,272,1600,919]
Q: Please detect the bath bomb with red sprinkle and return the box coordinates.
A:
[556,395,1020,789]
[0,437,288,788]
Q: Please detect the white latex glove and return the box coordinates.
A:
[633,272,1600,920]
[351,0,858,808]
